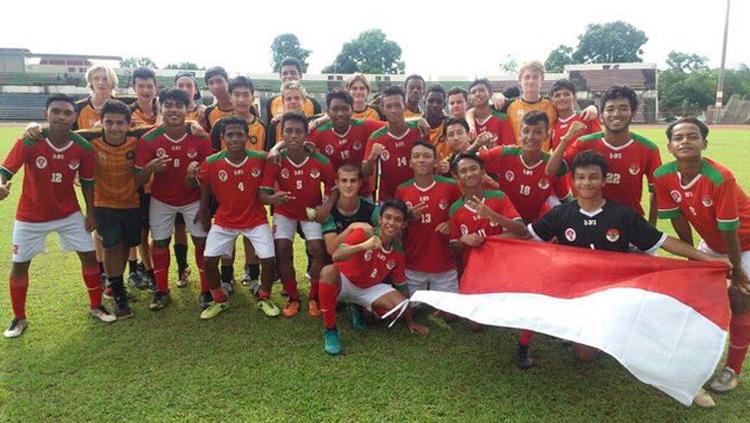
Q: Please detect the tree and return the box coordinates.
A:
[120,57,157,69]
[165,62,205,70]
[666,51,709,73]
[572,21,648,64]
[271,34,311,73]
[499,54,518,73]
[544,45,574,73]
[321,29,404,74]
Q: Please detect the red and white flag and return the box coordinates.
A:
[411,238,731,405]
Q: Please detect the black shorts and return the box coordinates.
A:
[94,207,143,249]
[139,189,151,227]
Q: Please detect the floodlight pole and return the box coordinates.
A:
[714,0,730,123]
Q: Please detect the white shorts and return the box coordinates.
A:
[272,214,322,241]
[11,212,95,263]
[338,273,396,310]
[698,240,750,275]
[405,269,459,296]
[204,223,275,260]
[149,198,208,241]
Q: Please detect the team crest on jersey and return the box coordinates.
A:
[505,171,515,182]
[701,194,714,208]
[386,259,396,270]
[404,201,413,208]
[564,228,576,242]
[460,224,469,235]
[218,170,228,182]
[68,159,80,170]
[538,178,550,190]
[670,190,682,203]
[126,150,135,160]
[628,163,640,176]
[606,228,620,242]
[35,156,47,169]
[280,168,290,179]
[381,150,390,161]
[249,136,258,145]
[310,168,320,179]
[325,144,335,156]
[187,148,198,159]
[353,141,363,151]
[251,167,261,178]
[439,199,449,210]
[364,250,373,262]
[156,148,167,158]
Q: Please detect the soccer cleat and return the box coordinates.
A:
[176,267,190,288]
[200,302,229,320]
[221,280,235,296]
[709,367,739,393]
[283,300,300,318]
[89,305,117,323]
[308,299,321,317]
[198,292,213,310]
[349,304,366,332]
[4,318,28,338]
[257,299,281,317]
[128,271,147,290]
[516,344,534,369]
[693,388,716,408]
[144,273,157,293]
[247,279,261,296]
[323,329,342,355]
[103,286,114,300]
[113,301,133,320]
[150,292,170,311]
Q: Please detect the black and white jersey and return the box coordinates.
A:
[528,200,666,253]
[321,197,379,235]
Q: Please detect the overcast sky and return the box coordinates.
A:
[2,0,746,77]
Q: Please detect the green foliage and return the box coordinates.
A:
[164,62,205,70]
[544,45,574,73]
[119,57,158,70]
[321,29,404,74]
[572,21,648,64]
[271,34,311,73]
[666,51,709,73]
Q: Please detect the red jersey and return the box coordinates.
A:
[550,112,602,150]
[134,126,212,206]
[1,134,94,223]
[395,176,462,273]
[479,146,572,223]
[335,228,406,289]
[474,108,515,146]
[261,151,335,221]
[197,150,269,229]
[363,124,422,201]
[654,158,750,254]
[563,132,661,216]
[449,190,521,242]
[308,118,384,171]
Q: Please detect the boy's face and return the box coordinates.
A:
[667,123,706,161]
[520,70,542,94]
[520,121,547,153]
[573,165,605,200]
[445,123,470,153]
[160,98,187,126]
[327,98,353,128]
[454,158,484,189]
[90,69,112,96]
[447,93,467,118]
[175,77,196,102]
[336,169,361,198]
[378,207,406,238]
[231,87,254,113]
[101,113,129,141]
[282,89,303,112]
[280,65,301,82]
[410,144,436,176]
[207,75,229,97]
[602,97,632,133]
[424,91,446,121]
[348,81,368,103]
[45,101,76,131]
[405,79,424,104]
[551,89,575,113]
[133,77,157,103]
[222,123,248,153]
[469,84,490,108]
[382,94,405,125]
[282,119,306,150]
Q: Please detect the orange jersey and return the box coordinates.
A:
[427,118,452,161]
[129,100,159,127]
[74,98,102,130]
[205,104,234,132]
[352,105,383,121]
[404,108,422,119]
[505,98,557,151]
[210,115,268,152]
[266,95,321,119]
[77,127,150,209]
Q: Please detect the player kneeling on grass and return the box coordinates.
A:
[261,111,336,318]
[189,117,282,319]
[1,95,115,338]
[654,118,750,394]
[318,199,429,355]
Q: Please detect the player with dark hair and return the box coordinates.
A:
[129,67,159,127]
[318,198,430,355]
[265,57,322,119]
[548,79,601,150]
[403,74,425,118]
[204,66,235,132]
[467,78,515,146]
[447,87,468,119]
[654,117,750,394]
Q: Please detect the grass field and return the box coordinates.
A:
[0,125,749,422]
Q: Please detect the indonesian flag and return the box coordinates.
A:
[411,238,731,406]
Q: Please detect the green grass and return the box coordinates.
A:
[0,125,749,422]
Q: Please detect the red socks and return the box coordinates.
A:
[151,246,171,294]
[282,279,300,302]
[318,282,338,330]
[519,330,534,347]
[9,275,29,319]
[727,312,750,375]
[210,287,227,303]
[194,244,208,293]
[82,266,102,309]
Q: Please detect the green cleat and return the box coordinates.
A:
[257,299,280,317]
[324,329,342,355]
[200,302,229,320]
